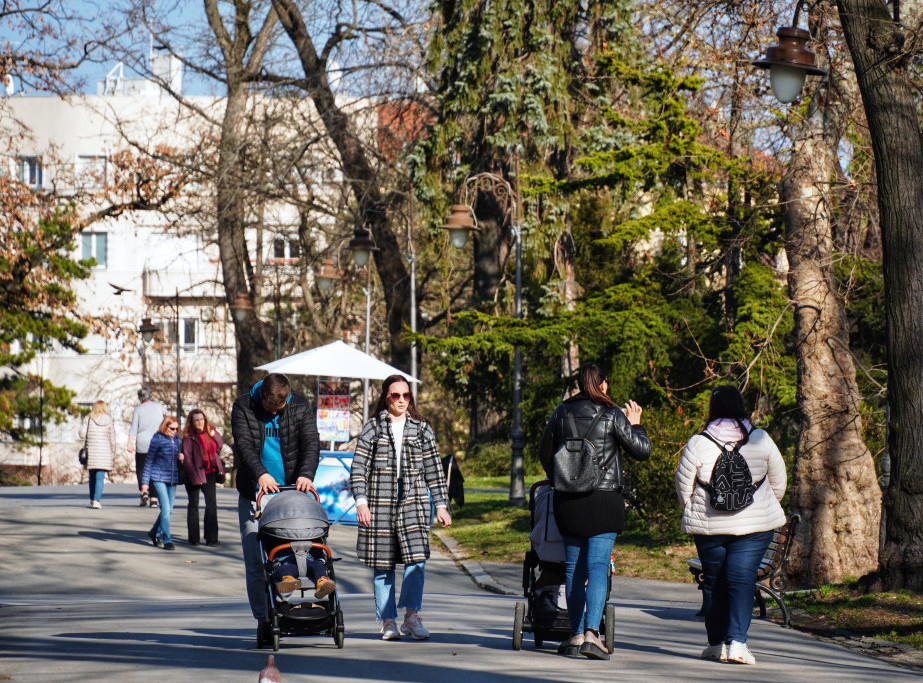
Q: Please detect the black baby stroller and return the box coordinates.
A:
[511,479,614,652]
[256,486,345,651]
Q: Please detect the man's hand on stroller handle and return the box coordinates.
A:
[257,474,315,496]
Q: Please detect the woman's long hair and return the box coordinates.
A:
[372,374,424,421]
[576,363,616,408]
[89,400,109,418]
[706,385,748,424]
[182,409,213,440]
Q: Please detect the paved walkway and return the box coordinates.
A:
[0,483,920,681]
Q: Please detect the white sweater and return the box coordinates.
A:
[675,426,787,536]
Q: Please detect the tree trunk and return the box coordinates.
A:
[838,0,923,590]
[204,0,278,396]
[782,92,881,584]
[270,0,412,372]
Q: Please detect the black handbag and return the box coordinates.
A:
[78,425,88,467]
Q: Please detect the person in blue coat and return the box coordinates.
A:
[141,416,183,551]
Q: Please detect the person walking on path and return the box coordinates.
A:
[127,387,166,508]
[350,375,452,642]
[231,372,319,647]
[538,362,651,660]
[79,400,117,509]
[141,416,183,551]
[675,385,787,665]
[181,409,226,547]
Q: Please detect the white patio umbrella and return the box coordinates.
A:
[254,340,419,383]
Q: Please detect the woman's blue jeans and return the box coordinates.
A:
[373,562,425,621]
[88,469,106,502]
[562,532,616,634]
[694,530,773,645]
[150,481,177,544]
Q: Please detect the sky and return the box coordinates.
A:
[2,0,211,95]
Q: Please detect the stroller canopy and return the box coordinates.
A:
[259,490,330,540]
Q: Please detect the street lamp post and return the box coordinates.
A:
[443,171,526,505]
[346,223,380,421]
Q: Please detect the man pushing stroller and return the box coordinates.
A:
[232,373,320,646]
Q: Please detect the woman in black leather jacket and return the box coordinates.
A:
[538,362,651,659]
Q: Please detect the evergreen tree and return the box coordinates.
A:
[0,179,91,444]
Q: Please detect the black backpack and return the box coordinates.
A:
[551,407,607,493]
[699,427,764,512]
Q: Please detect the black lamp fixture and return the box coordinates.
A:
[315,258,341,291]
[441,204,478,248]
[139,317,158,343]
[345,224,379,267]
[231,291,252,323]
[753,2,825,103]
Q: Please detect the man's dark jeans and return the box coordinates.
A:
[694,530,773,645]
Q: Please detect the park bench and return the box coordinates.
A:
[686,513,801,627]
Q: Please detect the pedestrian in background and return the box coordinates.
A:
[675,385,787,665]
[141,416,183,551]
[127,387,166,508]
[350,374,452,642]
[181,409,226,547]
[538,362,651,660]
[80,400,117,510]
[231,372,319,647]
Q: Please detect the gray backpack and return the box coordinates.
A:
[551,407,606,493]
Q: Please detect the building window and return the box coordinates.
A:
[17,156,42,188]
[75,155,107,190]
[155,318,198,354]
[271,236,301,264]
[81,232,107,268]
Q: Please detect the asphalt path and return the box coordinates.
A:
[0,483,918,681]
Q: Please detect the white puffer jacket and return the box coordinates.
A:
[675,422,786,536]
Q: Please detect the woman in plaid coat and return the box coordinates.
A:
[350,374,452,641]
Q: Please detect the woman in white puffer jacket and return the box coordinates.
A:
[675,385,786,666]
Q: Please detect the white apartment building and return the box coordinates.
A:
[1,56,315,484]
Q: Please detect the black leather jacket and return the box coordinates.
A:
[539,394,651,491]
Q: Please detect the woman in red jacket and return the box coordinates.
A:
[181,409,226,547]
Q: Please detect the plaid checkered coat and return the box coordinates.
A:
[350,411,449,569]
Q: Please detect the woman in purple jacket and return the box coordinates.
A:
[181,409,226,547]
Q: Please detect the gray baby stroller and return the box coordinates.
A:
[256,486,345,651]
[512,480,614,652]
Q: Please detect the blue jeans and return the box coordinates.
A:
[238,495,268,623]
[88,469,106,502]
[694,530,774,645]
[562,532,616,634]
[373,562,425,621]
[150,482,177,544]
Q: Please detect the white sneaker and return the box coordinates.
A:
[727,640,756,664]
[89,500,101,509]
[381,619,401,640]
[401,613,430,640]
[701,642,727,661]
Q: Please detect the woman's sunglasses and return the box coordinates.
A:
[388,392,412,401]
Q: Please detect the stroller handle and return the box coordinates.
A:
[254,484,320,518]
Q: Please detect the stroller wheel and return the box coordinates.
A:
[512,601,525,651]
[272,632,280,652]
[603,603,615,653]
[334,609,345,648]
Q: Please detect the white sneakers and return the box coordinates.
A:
[702,641,755,664]
[401,613,430,640]
[381,619,401,640]
[381,614,431,641]
[89,500,101,509]
[701,642,727,661]
[727,640,756,664]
